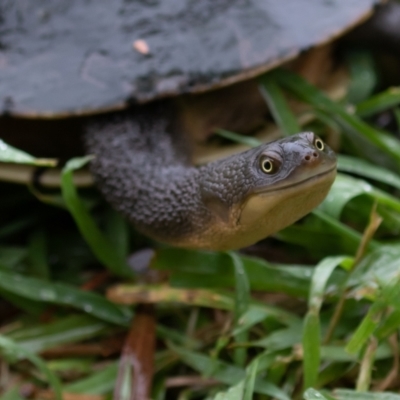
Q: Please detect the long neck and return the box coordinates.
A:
[84,104,213,245]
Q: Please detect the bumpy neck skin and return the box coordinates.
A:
[85,105,215,245]
[85,105,337,250]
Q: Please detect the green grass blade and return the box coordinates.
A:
[334,389,400,399]
[61,156,133,278]
[243,358,259,400]
[153,248,312,298]
[304,388,329,400]
[302,312,321,390]
[258,74,300,135]
[356,87,400,117]
[308,256,351,312]
[8,315,108,353]
[64,362,118,394]
[346,302,383,355]
[0,269,132,326]
[345,50,377,104]
[213,380,245,400]
[215,129,262,148]
[0,139,57,166]
[1,387,26,400]
[228,251,250,323]
[170,343,290,400]
[28,230,50,280]
[0,335,62,400]
[338,155,400,190]
[272,69,400,165]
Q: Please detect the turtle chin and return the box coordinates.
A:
[225,167,337,250]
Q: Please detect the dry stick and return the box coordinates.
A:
[114,304,156,400]
[165,376,220,388]
[373,332,399,391]
[356,336,378,391]
[37,391,105,400]
[323,204,382,344]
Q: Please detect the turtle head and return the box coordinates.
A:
[199,132,337,249]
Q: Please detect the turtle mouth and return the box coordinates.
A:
[256,165,337,195]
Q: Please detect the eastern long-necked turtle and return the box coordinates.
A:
[0,0,386,250]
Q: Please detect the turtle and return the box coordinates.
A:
[0,0,387,250]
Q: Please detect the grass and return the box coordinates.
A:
[2,53,400,399]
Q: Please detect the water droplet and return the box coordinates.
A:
[83,304,93,312]
[40,289,56,301]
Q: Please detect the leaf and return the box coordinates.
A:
[346,302,384,355]
[170,343,290,400]
[308,256,351,313]
[61,156,134,278]
[334,389,400,399]
[0,269,132,326]
[64,363,118,394]
[320,173,400,220]
[350,244,400,292]
[243,358,259,400]
[338,155,400,190]
[346,49,377,104]
[0,335,62,400]
[258,74,300,135]
[0,387,26,400]
[215,129,262,148]
[8,315,108,353]
[0,139,57,166]
[213,380,245,400]
[319,174,375,219]
[272,69,400,165]
[228,251,250,324]
[303,388,329,400]
[252,324,302,351]
[356,87,400,117]
[302,313,321,390]
[152,248,312,298]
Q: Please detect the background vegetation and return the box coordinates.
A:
[2,50,400,399]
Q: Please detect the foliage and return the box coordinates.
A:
[2,49,400,399]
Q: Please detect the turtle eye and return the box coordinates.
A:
[314,137,324,151]
[260,157,275,174]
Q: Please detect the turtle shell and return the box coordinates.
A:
[0,0,381,117]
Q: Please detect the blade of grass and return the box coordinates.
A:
[0,335,62,400]
[64,362,118,394]
[345,49,377,104]
[61,156,133,278]
[28,230,50,280]
[0,269,132,326]
[338,155,400,190]
[258,74,301,136]
[215,129,262,148]
[356,87,400,117]
[304,388,329,400]
[334,390,400,399]
[303,256,350,390]
[0,139,57,166]
[243,358,259,400]
[8,315,108,353]
[152,248,312,298]
[170,343,289,400]
[228,251,250,367]
[228,251,250,324]
[271,69,400,165]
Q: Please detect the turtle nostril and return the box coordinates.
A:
[304,152,318,162]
